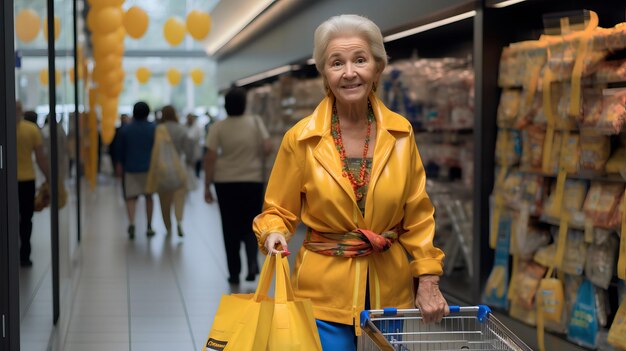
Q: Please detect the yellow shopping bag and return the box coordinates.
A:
[202,254,322,351]
[268,255,322,351]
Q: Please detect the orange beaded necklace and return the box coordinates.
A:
[331,101,374,201]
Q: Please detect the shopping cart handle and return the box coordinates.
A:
[449,305,460,313]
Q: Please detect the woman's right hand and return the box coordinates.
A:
[264,233,289,256]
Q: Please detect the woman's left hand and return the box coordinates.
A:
[415,275,449,323]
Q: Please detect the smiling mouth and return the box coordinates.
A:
[343,84,362,89]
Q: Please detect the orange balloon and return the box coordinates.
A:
[87,0,124,10]
[92,31,124,60]
[86,9,97,32]
[166,68,182,86]
[189,68,204,85]
[186,10,211,40]
[135,67,151,84]
[123,6,149,39]
[92,7,123,35]
[101,82,123,98]
[43,15,61,41]
[163,17,186,46]
[96,54,122,72]
[101,69,124,87]
[15,9,41,43]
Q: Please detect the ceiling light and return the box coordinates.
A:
[205,0,275,56]
[383,10,476,42]
[235,64,297,86]
[490,0,527,8]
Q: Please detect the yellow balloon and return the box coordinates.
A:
[123,6,149,39]
[186,10,211,40]
[163,17,186,46]
[92,7,123,35]
[190,68,204,85]
[166,68,182,86]
[39,69,61,86]
[43,15,61,41]
[135,67,151,84]
[15,9,41,43]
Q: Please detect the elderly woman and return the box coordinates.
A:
[254,14,449,349]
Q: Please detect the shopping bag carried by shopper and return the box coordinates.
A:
[202,254,322,351]
[146,125,187,193]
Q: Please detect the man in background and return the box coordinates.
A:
[119,102,156,239]
[15,101,50,267]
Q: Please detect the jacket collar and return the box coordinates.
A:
[296,92,410,141]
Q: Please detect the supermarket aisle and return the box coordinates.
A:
[53,177,276,351]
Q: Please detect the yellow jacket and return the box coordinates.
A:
[253,93,444,328]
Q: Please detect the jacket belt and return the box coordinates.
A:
[303,226,402,257]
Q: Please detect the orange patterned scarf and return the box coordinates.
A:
[303,226,402,257]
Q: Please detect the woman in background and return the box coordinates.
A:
[204,87,272,284]
[157,105,192,237]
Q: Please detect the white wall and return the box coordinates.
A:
[216,0,472,88]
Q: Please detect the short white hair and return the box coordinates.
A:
[313,14,388,74]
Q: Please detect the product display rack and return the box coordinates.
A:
[485,1,626,350]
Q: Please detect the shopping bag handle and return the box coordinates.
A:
[274,255,295,303]
[253,254,276,301]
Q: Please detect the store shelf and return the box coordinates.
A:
[519,169,626,184]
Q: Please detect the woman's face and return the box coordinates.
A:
[323,35,381,107]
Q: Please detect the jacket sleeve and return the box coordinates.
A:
[253,128,303,253]
[398,130,445,276]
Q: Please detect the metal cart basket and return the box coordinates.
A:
[359,305,533,351]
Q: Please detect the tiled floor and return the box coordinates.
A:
[19,175,298,351]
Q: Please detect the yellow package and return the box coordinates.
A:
[537,278,566,326]
[543,180,588,218]
[608,297,626,349]
[560,133,580,174]
[497,89,522,128]
[606,147,626,175]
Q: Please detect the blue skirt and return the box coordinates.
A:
[316,319,357,351]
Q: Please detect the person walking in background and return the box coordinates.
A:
[254,15,449,350]
[185,113,204,178]
[154,106,192,237]
[110,114,130,177]
[119,102,156,239]
[15,101,50,267]
[41,114,70,209]
[204,87,272,284]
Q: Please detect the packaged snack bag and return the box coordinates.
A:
[583,182,624,227]
[521,125,546,171]
[594,89,626,135]
[497,89,522,128]
[567,279,598,349]
[495,130,522,167]
[580,129,610,173]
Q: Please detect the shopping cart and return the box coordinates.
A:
[359,305,532,351]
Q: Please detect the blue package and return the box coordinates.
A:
[567,279,598,349]
[482,213,511,309]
